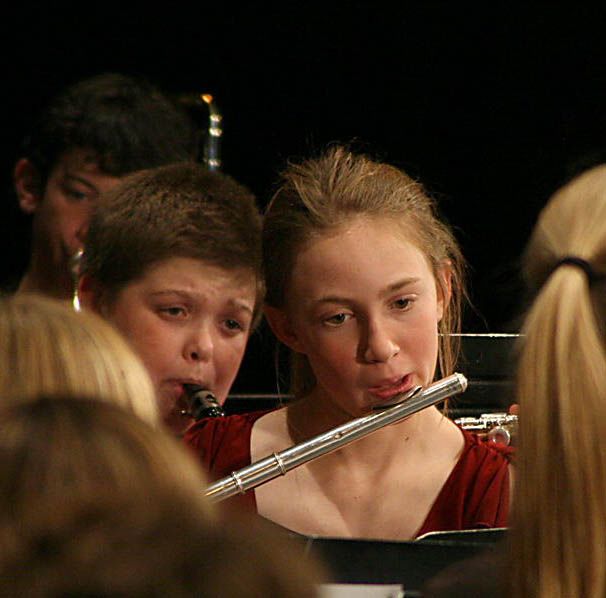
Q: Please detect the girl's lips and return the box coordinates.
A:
[368,374,413,400]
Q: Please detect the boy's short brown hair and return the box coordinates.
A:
[82,162,264,310]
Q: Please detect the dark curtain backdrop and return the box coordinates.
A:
[2,4,605,391]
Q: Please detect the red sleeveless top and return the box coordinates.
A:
[184,410,513,538]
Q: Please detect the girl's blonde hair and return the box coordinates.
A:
[511,164,606,597]
[263,146,465,396]
[0,294,157,424]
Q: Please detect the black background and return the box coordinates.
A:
[2,5,606,389]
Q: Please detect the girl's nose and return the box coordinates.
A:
[362,319,400,363]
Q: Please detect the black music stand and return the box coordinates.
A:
[300,529,507,592]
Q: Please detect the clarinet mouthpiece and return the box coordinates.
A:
[183,385,225,419]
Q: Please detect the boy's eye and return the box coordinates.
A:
[160,306,186,318]
[324,313,351,326]
[63,186,90,202]
[224,319,245,332]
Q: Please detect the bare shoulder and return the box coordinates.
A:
[250,407,292,459]
[421,408,466,462]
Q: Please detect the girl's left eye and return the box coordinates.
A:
[393,297,413,310]
[323,313,351,326]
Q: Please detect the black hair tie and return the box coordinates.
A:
[553,256,605,285]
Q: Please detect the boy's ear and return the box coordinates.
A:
[14,158,42,214]
[77,274,109,316]
[264,305,306,354]
[436,260,453,323]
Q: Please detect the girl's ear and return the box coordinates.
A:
[436,260,453,323]
[264,305,306,353]
[14,159,42,214]
[77,274,110,316]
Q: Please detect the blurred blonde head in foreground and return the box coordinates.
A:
[0,397,324,597]
[512,164,606,598]
[0,293,157,423]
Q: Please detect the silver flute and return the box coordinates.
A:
[205,372,467,503]
[455,413,517,446]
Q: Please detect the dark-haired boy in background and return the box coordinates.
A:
[13,73,197,299]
